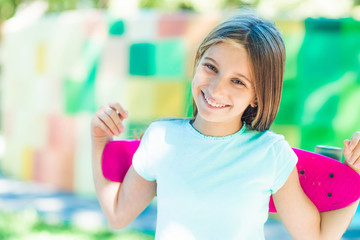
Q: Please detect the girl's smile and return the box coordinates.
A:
[202,91,230,109]
[191,41,257,137]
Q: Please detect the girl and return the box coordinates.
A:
[91,12,360,239]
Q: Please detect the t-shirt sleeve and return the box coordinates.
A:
[270,139,298,194]
[132,125,157,181]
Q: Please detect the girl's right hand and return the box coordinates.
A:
[91,102,128,141]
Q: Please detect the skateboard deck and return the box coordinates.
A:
[102,140,360,212]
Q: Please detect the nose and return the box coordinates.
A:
[209,75,226,98]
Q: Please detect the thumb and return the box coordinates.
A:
[344,139,352,164]
[344,139,350,148]
[344,139,351,154]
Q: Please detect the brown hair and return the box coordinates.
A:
[192,12,286,132]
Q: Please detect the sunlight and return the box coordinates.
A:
[33,198,65,212]
[72,210,105,230]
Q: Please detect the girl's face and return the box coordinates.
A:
[191,41,256,136]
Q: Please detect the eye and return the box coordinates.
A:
[232,79,245,86]
[204,63,218,73]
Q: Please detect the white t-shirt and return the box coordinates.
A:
[133,118,297,240]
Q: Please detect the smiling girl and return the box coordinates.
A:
[91,12,360,239]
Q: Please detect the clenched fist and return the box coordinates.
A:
[91,102,128,141]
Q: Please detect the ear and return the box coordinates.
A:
[250,97,258,108]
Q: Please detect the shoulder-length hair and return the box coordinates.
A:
[192,12,286,132]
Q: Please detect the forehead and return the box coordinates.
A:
[204,40,248,56]
[203,41,253,81]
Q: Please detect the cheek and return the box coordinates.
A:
[232,90,255,106]
[191,78,197,94]
[192,69,209,88]
[191,77,199,100]
[191,72,202,91]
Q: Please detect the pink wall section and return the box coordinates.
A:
[158,13,188,37]
[34,115,76,191]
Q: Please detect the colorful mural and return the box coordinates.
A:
[1,10,359,194]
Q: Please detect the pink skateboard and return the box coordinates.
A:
[102,140,360,212]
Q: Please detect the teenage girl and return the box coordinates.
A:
[91,12,360,239]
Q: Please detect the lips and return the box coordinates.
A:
[202,91,229,108]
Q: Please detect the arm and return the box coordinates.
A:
[91,102,156,229]
[273,131,360,240]
[273,168,359,240]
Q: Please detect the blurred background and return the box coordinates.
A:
[0,0,359,239]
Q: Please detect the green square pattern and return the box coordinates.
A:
[109,20,125,36]
[129,40,186,77]
[155,39,186,77]
[129,43,156,76]
[64,79,96,114]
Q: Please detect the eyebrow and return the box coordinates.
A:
[204,56,252,84]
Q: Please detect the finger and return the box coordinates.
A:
[104,105,123,134]
[98,110,120,136]
[93,117,114,137]
[107,103,126,132]
[349,141,360,165]
[109,102,128,120]
[344,139,350,151]
[349,131,360,151]
[344,139,352,162]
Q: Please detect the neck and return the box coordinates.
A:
[191,117,243,137]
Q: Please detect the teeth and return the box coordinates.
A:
[204,94,226,108]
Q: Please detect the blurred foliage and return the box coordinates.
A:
[0,209,154,240]
[138,0,260,10]
[1,0,360,22]
[0,0,108,22]
[0,0,18,20]
[139,0,165,9]
[47,0,108,12]
[220,0,260,8]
